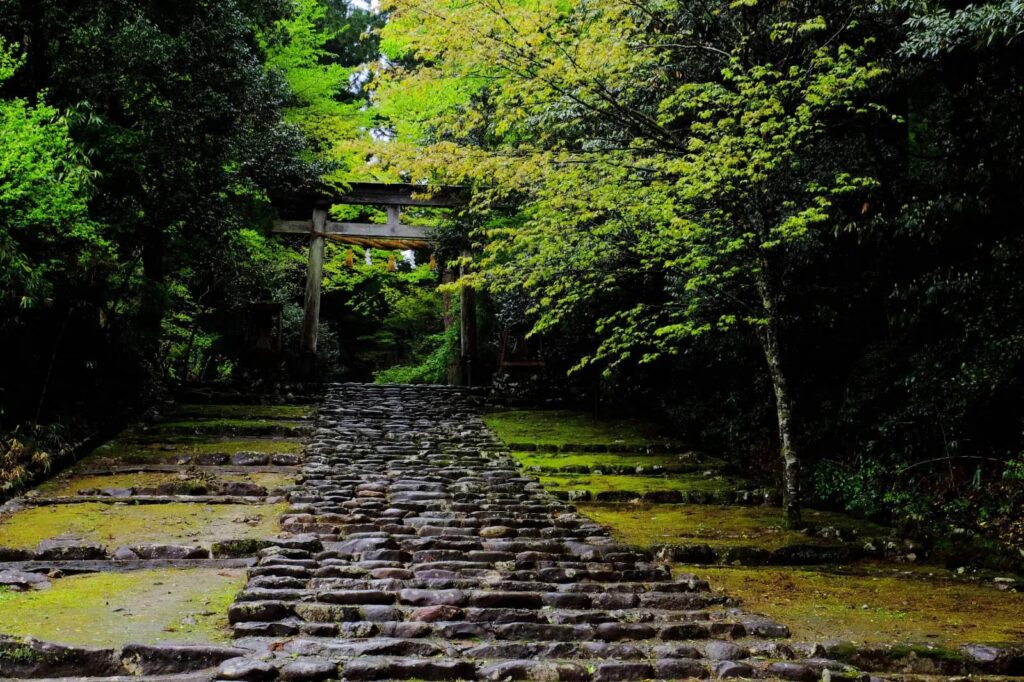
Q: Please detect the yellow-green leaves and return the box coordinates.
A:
[371,1,886,376]
[0,37,25,81]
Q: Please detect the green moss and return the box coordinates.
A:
[483,410,668,448]
[580,504,891,551]
[220,472,293,490]
[827,642,859,659]
[80,437,302,466]
[33,472,294,498]
[0,501,286,550]
[696,565,1024,647]
[211,538,270,558]
[888,644,965,663]
[513,451,725,473]
[0,568,244,647]
[538,473,746,497]
[149,419,305,437]
[175,438,302,455]
[169,404,314,420]
[0,643,44,663]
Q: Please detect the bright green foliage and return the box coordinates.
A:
[374,0,889,525]
[0,38,108,309]
[317,242,453,379]
[262,0,383,179]
[374,1,885,373]
[374,322,458,384]
[0,0,321,420]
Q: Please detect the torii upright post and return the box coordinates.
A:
[460,248,477,387]
[441,267,462,386]
[300,206,328,371]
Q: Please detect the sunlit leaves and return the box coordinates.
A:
[262,0,383,180]
[0,38,108,308]
[373,1,885,375]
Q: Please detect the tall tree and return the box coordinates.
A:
[0,37,107,311]
[372,0,888,525]
[262,0,384,182]
[1,0,307,343]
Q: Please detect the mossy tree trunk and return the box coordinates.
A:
[754,263,802,529]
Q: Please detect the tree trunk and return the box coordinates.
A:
[141,226,165,285]
[441,268,462,386]
[300,207,328,357]
[459,249,477,387]
[754,266,802,528]
[139,224,166,347]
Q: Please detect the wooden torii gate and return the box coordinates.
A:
[272,183,478,385]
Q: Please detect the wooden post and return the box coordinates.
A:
[300,207,328,359]
[441,267,462,386]
[459,248,477,386]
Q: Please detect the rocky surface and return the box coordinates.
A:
[214,383,832,680]
[2,384,1022,680]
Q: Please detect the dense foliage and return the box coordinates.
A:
[0,0,445,494]
[369,0,1024,553]
[1,0,1021,561]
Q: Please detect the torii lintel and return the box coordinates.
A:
[271,183,475,384]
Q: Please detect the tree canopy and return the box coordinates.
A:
[1,0,1022,556]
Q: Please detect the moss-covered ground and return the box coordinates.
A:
[697,565,1024,647]
[483,410,669,448]
[513,451,725,473]
[32,471,294,498]
[0,501,286,550]
[580,503,891,550]
[539,473,747,497]
[168,404,314,420]
[0,568,244,647]
[80,436,303,467]
[147,418,306,437]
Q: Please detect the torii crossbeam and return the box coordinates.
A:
[272,183,476,383]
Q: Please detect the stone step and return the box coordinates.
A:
[216,384,814,682]
[280,577,708,593]
[231,610,781,640]
[21,495,279,506]
[212,652,861,681]
[32,671,216,675]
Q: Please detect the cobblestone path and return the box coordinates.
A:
[221,383,802,681]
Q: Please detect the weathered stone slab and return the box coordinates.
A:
[121,644,249,675]
[0,568,51,591]
[0,637,123,678]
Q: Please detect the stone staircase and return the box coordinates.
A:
[216,383,833,681]
[4,383,1021,680]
